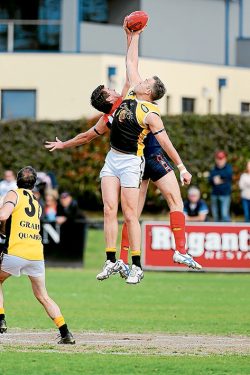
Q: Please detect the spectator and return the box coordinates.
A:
[0,170,17,198]
[33,186,45,217]
[239,160,250,222]
[44,193,57,222]
[184,186,209,222]
[56,192,83,224]
[56,192,86,259]
[35,171,58,200]
[209,150,233,222]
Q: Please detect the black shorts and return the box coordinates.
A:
[142,152,174,182]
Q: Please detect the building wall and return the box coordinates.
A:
[80,23,125,55]
[1,53,250,120]
[0,54,103,120]
[78,0,250,66]
[243,0,250,36]
[141,0,226,64]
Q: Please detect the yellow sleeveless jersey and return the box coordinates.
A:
[4,188,43,260]
[110,89,160,156]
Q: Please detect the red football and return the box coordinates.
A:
[126,11,149,31]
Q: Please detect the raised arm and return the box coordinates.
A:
[45,116,109,152]
[146,113,192,186]
[121,20,132,98]
[124,18,144,87]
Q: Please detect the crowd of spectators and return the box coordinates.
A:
[0,170,85,226]
[0,156,250,223]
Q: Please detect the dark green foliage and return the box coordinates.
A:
[0,115,249,211]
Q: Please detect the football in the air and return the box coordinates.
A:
[126,11,149,31]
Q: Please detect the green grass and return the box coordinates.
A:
[0,353,249,375]
[2,268,250,335]
[1,228,250,374]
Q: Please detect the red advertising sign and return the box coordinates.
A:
[142,222,250,272]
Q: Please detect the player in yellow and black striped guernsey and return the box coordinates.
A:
[109,88,160,156]
[0,166,75,344]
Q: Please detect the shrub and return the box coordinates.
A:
[0,115,249,213]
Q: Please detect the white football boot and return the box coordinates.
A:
[96,260,121,280]
[126,264,144,285]
[173,251,202,270]
[116,259,130,279]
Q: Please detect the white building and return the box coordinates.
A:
[0,0,250,119]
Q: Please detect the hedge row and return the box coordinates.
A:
[0,115,250,212]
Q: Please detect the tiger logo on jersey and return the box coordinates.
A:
[117,103,133,122]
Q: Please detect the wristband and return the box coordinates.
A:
[177,163,184,168]
[177,163,185,170]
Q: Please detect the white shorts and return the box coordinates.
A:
[1,254,45,277]
[100,149,145,188]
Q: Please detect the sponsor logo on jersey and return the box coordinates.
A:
[141,104,149,113]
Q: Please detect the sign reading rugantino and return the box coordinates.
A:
[142,222,250,272]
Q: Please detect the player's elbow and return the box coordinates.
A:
[0,212,9,221]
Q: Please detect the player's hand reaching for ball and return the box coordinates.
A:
[123,16,132,36]
[123,16,147,36]
[45,137,64,152]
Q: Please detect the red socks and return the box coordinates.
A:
[119,223,129,263]
[120,213,186,260]
[170,211,186,254]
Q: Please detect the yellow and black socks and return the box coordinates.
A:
[54,316,69,338]
[131,250,141,268]
[0,307,5,321]
[105,247,116,263]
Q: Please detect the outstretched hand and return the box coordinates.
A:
[45,137,64,152]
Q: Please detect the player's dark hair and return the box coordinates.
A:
[17,166,37,190]
[90,85,113,114]
[151,76,166,101]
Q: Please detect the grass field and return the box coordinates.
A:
[0,227,250,374]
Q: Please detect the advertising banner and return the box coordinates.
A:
[142,222,250,272]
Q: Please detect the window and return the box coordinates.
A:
[241,102,250,115]
[80,0,108,23]
[182,97,195,113]
[0,0,61,51]
[0,0,61,20]
[166,95,171,115]
[0,24,8,51]
[13,24,60,51]
[1,90,36,120]
[79,0,140,25]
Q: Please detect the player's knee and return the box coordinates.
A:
[123,209,137,224]
[103,202,117,218]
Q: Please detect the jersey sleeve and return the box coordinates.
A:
[136,102,160,127]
